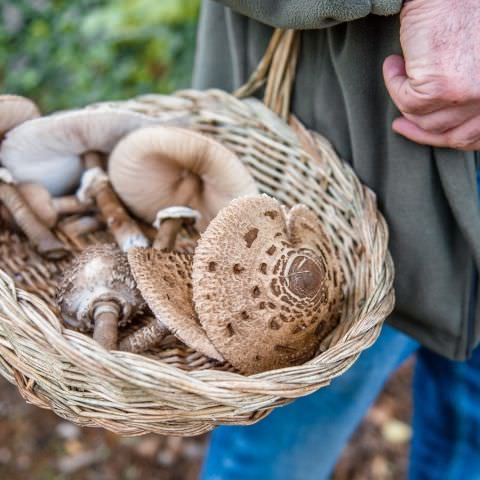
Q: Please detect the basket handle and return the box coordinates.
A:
[234,29,300,120]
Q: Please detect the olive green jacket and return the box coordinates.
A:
[193,0,480,360]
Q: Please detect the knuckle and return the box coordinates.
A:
[446,133,473,150]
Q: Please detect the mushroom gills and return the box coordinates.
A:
[122,247,223,361]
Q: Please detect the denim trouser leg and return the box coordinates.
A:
[201,325,418,480]
[409,345,480,480]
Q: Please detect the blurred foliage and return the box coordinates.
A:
[0,0,200,112]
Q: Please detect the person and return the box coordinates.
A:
[193,1,480,479]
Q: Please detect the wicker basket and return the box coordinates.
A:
[0,29,394,436]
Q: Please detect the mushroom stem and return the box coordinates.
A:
[79,152,149,252]
[152,173,200,251]
[92,301,120,350]
[119,318,169,353]
[59,215,103,238]
[153,218,184,251]
[0,181,68,259]
[52,196,92,216]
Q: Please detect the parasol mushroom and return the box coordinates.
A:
[119,247,223,361]
[0,108,178,196]
[192,195,344,375]
[0,168,68,259]
[77,152,149,252]
[108,126,258,243]
[57,243,145,350]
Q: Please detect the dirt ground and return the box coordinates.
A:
[0,360,413,480]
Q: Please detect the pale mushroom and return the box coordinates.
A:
[109,126,258,235]
[0,168,68,259]
[57,243,145,350]
[192,195,344,375]
[15,183,93,228]
[0,95,40,138]
[119,247,223,361]
[0,108,173,196]
[76,152,149,252]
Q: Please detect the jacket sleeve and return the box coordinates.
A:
[211,0,403,29]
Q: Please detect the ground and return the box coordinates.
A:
[0,360,413,480]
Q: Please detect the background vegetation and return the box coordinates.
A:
[0,0,199,112]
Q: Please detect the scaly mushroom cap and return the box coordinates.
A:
[0,108,164,196]
[18,183,57,228]
[192,195,344,374]
[127,247,223,361]
[57,244,145,332]
[109,126,258,231]
[0,95,40,136]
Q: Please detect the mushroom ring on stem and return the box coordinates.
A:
[153,206,201,251]
[109,126,258,233]
[120,248,223,361]
[192,194,345,375]
[0,168,68,259]
[57,243,145,350]
[0,108,176,196]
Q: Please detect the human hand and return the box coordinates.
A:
[383,0,480,150]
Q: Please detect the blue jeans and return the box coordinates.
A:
[201,325,480,479]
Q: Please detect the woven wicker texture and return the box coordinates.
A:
[0,29,394,436]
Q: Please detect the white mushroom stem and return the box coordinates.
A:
[0,169,68,259]
[119,317,169,353]
[92,302,121,351]
[153,206,201,251]
[78,152,149,252]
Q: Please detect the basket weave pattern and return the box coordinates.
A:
[0,88,394,436]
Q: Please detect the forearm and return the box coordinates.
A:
[213,0,403,29]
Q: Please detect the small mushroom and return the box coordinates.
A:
[109,126,258,234]
[57,243,145,350]
[14,183,93,228]
[0,168,68,259]
[192,195,344,375]
[0,108,174,196]
[0,95,40,139]
[119,247,223,361]
[77,152,149,252]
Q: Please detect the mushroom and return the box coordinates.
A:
[108,126,258,235]
[77,152,149,251]
[0,108,176,196]
[119,247,223,361]
[14,183,93,228]
[0,95,40,139]
[0,168,68,259]
[57,243,145,350]
[192,195,344,375]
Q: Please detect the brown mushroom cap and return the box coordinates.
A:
[109,126,258,231]
[192,195,344,375]
[0,95,40,136]
[127,247,223,361]
[57,244,145,332]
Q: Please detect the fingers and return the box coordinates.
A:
[404,103,480,134]
[383,55,442,115]
[392,116,480,150]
